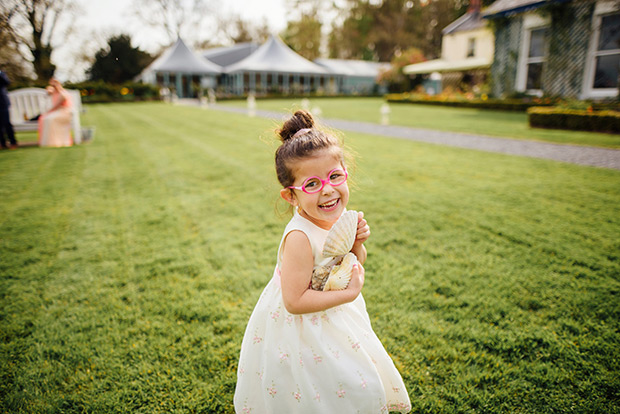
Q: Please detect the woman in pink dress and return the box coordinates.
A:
[38,78,73,147]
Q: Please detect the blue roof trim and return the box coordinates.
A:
[483,0,570,19]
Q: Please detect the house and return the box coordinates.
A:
[403,0,495,93]
[483,0,620,100]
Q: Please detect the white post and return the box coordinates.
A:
[301,98,310,111]
[208,88,216,104]
[380,103,391,125]
[247,92,256,117]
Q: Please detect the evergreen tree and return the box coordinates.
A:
[87,35,153,84]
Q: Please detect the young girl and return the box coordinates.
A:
[234,110,411,413]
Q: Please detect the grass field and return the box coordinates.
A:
[1,102,619,413]
[218,97,620,149]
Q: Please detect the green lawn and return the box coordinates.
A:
[1,102,619,413]
[218,97,620,149]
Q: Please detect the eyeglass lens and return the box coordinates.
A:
[303,169,347,193]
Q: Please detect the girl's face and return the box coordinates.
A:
[280,148,349,230]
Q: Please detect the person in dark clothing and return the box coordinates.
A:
[0,70,18,150]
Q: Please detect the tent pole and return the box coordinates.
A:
[176,74,183,98]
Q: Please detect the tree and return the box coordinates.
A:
[0,8,33,82]
[328,1,376,60]
[213,15,271,45]
[87,34,153,84]
[328,0,465,61]
[131,0,212,48]
[370,0,419,61]
[282,12,322,61]
[378,47,426,91]
[2,0,75,82]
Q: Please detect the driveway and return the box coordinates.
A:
[205,103,620,171]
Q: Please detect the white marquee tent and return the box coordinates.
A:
[139,38,221,98]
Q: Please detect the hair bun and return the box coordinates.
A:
[278,110,315,142]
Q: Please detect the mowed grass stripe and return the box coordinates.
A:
[219,97,620,148]
[1,105,250,411]
[1,102,619,413]
[344,128,620,410]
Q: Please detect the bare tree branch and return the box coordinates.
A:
[4,0,75,80]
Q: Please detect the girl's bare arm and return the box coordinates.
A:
[280,230,364,315]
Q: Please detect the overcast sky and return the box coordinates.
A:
[54,0,288,81]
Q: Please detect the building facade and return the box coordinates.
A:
[484,0,620,100]
[403,1,495,94]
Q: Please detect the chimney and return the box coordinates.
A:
[467,0,481,13]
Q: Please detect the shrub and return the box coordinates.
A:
[385,93,555,112]
[65,81,161,103]
[527,106,620,134]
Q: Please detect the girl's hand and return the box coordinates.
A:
[350,211,369,265]
[347,263,365,297]
[354,211,370,245]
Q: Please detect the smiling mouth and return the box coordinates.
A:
[319,199,339,210]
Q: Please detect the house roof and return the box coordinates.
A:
[314,59,390,78]
[224,35,327,75]
[203,42,260,67]
[402,57,492,75]
[148,38,221,74]
[442,11,488,35]
[482,0,569,18]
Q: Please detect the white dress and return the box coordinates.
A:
[234,211,411,413]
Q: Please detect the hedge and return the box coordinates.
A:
[385,93,555,111]
[66,81,161,103]
[527,106,620,134]
[8,81,161,103]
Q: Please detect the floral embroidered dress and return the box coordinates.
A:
[234,211,411,414]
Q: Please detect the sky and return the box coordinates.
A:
[54,0,288,81]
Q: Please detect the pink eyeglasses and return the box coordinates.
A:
[288,168,348,194]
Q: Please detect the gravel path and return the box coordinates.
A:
[206,103,620,171]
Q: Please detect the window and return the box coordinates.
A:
[525,28,547,90]
[467,38,476,58]
[516,13,549,95]
[583,2,620,99]
[592,13,620,89]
